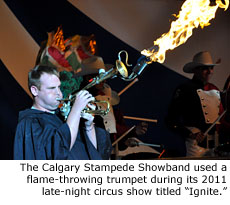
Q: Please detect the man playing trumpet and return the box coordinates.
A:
[14,65,112,160]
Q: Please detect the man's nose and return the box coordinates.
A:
[57,87,62,96]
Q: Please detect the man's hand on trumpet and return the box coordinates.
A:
[81,102,97,149]
[72,90,95,113]
[66,90,97,149]
[81,103,96,127]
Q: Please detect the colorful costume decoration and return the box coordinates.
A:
[36,27,97,97]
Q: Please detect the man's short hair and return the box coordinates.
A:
[28,65,59,90]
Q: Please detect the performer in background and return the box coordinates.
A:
[14,65,111,160]
[165,51,223,157]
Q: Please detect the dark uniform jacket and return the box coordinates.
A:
[165,77,220,148]
[14,109,112,160]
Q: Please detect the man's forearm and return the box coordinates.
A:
[85,124,97,148]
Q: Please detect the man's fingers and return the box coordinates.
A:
[87,103,96,110]
[77,90,88,97]
[81,112,94,120]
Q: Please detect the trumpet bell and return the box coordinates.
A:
[116,60,128,78]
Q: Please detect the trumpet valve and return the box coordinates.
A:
[60,101,71,120]
[99,68,106,74]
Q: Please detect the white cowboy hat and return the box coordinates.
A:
[76,56,113,76]
[183,51,220,73]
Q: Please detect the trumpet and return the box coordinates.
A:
[57,97,110,120]
[58,51,130,120]
[57,63,124,120]
[58,50,147,120]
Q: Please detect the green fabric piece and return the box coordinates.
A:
[40,55,56,68]
[59,71,83,98]
[66,52,81,71]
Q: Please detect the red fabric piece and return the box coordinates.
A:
[204,83,219,91]
[77,46,91,60]
[48,47,70,67]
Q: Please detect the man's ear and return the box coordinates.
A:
[30,85,39,97]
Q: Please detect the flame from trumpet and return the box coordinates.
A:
[141,0,229,63]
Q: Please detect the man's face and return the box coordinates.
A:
[32,73,63,112]
[194,66,214,83]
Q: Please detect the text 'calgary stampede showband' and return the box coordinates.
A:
[20,161,227,173]
[19,162,229,198]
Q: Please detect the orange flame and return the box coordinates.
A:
[53,27,66,52]
[141,0,229,63]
